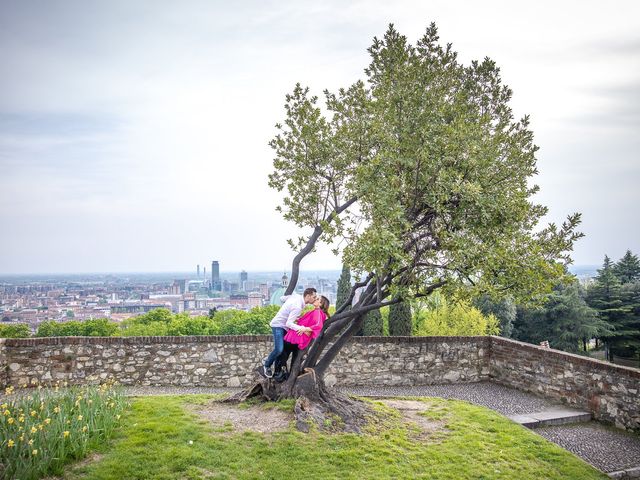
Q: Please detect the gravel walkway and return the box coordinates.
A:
[535,422,640,475]
[336,382,559,416]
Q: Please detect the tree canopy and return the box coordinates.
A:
[269,23,582,315]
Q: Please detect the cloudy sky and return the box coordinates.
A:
[1,0,638,274]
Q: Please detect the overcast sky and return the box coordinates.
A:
[0,0,638,274]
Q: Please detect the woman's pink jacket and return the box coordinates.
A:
[283,308,327,350]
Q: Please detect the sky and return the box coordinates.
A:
[0,0,638,274]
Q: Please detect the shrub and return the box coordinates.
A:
[0,323,31,338]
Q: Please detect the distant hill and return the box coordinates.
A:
[568,265,600,279]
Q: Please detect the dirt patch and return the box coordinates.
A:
[184,400,294,434]
[379,399,448,440]
[41,452,105,479]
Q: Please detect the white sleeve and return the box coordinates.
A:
[285,304,304,332]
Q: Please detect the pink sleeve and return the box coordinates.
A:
[310,311,327,338]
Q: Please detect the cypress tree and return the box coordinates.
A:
[336,264,351,311]
[362,308,383,336]
[389,301,412,336]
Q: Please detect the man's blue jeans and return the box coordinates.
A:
[264,327,286,368]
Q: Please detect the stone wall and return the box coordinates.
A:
[1,335,638,431]
[490,336,640,431]
[0,335,489,389]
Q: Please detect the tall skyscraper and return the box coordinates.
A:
[211,261,221,291]
[197,264,200,277]
[240,270,248,291]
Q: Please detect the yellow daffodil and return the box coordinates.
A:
[38,424,43,431]
[54,406,60,413]
[44,418,51,424]
[3,409,10,416]
[7,439,15,447]
[19,434,24,441]
[1,403,8,409]
[30,426,37,433]
[63,431,70,437]
[19,415,25,423]
[7,417,14,424]
[116,414,121,420]
[82,425,88,432]
[28,439,34,445]
[77,415,83,421]
[32,449,38,455]
[30,410,37,417]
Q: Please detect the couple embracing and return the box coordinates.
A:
[262,287,330,381]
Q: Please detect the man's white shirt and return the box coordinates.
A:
[269,293,306,332]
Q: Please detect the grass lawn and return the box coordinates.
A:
[55,394,607,480]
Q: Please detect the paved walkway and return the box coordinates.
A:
[121,381,640,477]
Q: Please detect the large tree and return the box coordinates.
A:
[513,280,610,353]
[613,250,640,284]
[229,23,582,431]
[586,255,629,360]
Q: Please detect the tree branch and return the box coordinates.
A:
[285,196,358,295]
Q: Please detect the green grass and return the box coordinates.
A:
[56,394,607,480]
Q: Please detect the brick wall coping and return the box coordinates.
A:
[490,336,640,378]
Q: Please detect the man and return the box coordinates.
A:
[262,287,316,378]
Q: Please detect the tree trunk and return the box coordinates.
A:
[225,365,372,433]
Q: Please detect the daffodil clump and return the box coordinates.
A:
[0,378,130,480]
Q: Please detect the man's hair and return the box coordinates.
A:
[303,287,317,297]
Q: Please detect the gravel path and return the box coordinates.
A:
[336,382,559,416]
[535,422,640,475]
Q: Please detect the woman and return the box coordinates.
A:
[273,295,330,381]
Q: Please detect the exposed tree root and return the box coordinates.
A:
[224,368,372,433]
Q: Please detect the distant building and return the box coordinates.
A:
[211,261,221,291]
[270,272,289,305]
[240,270,248,290]
[248,292,263,308]
[170,279,187,295]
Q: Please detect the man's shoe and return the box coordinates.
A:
[263,363,273,378]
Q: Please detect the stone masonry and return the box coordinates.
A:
[0,335,637,432]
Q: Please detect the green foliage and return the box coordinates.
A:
[414,293,500,336]
[336,264,351,310]
[268,23,582,306]
[0,323,31,338]
[36,318,119,337]
[130,308,173,324]
[586,255,638,359]
[0,379,129,480]
[362,308,383,336]
[389,301,412,336]
[473,294,517,338]
[515,280,610,353]
[613,249,640,283]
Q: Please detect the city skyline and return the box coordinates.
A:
[1,1,638,274]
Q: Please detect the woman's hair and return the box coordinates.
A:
[318,295,330,317]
